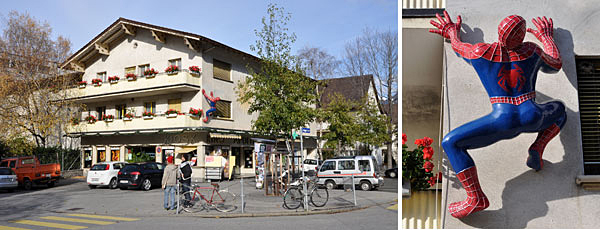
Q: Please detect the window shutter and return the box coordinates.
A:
[577,58,600,175]
[168,99,182,112]
[213,59,231,81]
[215,100,231,118]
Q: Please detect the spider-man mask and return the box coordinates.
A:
[498,15,526,50]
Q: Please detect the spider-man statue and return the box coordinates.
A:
[202,89,220,123]
[430,11,566,218]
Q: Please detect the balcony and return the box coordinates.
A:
[69,70,201,103]
[68,114,204,135]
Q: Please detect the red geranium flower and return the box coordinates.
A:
[423,137,433,146]
[402,133,407,145]
[423,161,434,172]
[428,176,437,187]
[422,146,434,160]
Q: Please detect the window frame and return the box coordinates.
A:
[168,58,182,70]
[138,64,149,76]
[213,59,232,82]
[214,100,232,119]
[97,71,107,82]
[144,102,156,113]
[115,104,126,119]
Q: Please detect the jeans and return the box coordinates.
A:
[164,186,176,210]
[182,181,191,207]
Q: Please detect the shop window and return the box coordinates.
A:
[126,146,156,163]
[116,104,126,119]
[84,149,92,168]
[213,59,231,81]
[576,57,600,175]
[168,98,181,112]
[215,100,231,119]
[97,149,106,162]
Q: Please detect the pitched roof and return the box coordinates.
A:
[319,75,380,111]
[61,17,260,70]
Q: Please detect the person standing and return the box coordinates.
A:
[161,156,178,210]
[179,153,193,207]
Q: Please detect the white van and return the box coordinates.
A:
[316,156,383,191]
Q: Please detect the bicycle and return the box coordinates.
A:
[179,182,237,212]
[282,176,328,209]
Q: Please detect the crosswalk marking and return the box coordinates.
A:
[11,220,86,230]
[387,203,398,210]
[0,226,31,230]
[40,216,115,225]
[66,214,139,221]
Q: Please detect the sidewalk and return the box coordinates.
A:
[53,178,398,218]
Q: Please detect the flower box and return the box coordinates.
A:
[165,65,179,75]
[104,118,114,122]
[143,116,153,120]
[144,68,159,78]
[78,81,87,88]
[142,111,155,120]
[126,73,137,81]
[91,78,102,86]
[189,66,201,76]
[188,108,202,119]
[167,113,177,118]
[123,117,133,121]
[79,84,86,89]
[85,115,97,124]
[108,76,119,84]
[165,109,179,118]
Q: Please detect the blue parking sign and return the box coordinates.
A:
[302,128,310,133]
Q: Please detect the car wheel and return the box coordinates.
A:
[109,178,118,189]
[142,178,152,191]
[23,179,32,190]
[389,171,397,178]
[88,185,97,189]
[360,181,372,191]
[325,180,336,190]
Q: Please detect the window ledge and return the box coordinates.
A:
[213,118,234,122]
[213,77,234,83]
[576,175,600,185]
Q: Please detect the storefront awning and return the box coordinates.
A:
[210,133,241,139]
[176,147,197,154]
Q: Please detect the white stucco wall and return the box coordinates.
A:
[442,1,600,228]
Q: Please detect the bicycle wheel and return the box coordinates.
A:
[181,191,205,213]
[214,190,237,212]
[283,186,303,209]
[310,185,329,207]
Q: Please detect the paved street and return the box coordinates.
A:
[0,177,398,229]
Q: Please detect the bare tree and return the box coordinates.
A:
[342,28,398,169]
[0,11,77,151]
[297,46,339,80]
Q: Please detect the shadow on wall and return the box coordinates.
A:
[446,28,589,228]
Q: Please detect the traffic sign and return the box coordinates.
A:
[302,128,310,133]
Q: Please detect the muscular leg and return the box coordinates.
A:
[527,101,566,171]
[203,108,216,122]
[442,111,517,218]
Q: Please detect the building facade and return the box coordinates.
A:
[62,18,318,181]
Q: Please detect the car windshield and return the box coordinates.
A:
[0,168,13,175]
[122,165,140,172]
[90,164,108,171]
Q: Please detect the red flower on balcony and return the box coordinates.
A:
[85,115,97,123]
[188,108,203,117]
[91,78,102,86]
[79,81,87,85]
[124,113,134,119]
[108,76,120,82]
[189,66,201,74]
[125,73,137,81]
[165,65,179,74]
[102,114,114,121]
[142,111,155,117]
[165,109,178,115]
[144,68,158,76]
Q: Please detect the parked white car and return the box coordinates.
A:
[0,167,18,192]
[302,158,322,172]
[87,161,126,189]
[316,155,384,191]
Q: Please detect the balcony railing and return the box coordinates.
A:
[69,70,201,103]
[68,114,204,135]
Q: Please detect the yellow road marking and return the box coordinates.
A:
[0,226,31,230]
[40,216,115,225]
[66,214,139,221]
[11,220,86,230]
[387,203,398,210]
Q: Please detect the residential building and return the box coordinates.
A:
[61,18,318,181]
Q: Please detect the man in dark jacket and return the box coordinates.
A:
[179,153,193,207]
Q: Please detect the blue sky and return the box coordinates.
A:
[1,0,398,70]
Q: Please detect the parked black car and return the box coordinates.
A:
[385,167,398,178]
[117,162,165,190]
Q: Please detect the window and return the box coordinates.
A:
[169,58,181,69]
[320,161,336,171]
[338,160,355,170]
[116,104,126,119]
[97,72,107,82]
[576,57,600,175]
[21,158,34,165]
[125,66,136,75]
[96,106,106,120]
[213,59,231,81]
[0,161,6,167]
[358,160,371,172]
[138,64,149,76]
[9,161,15,168]
[215,100,231,119]
[144,102,156,113]
[168,99,181,112]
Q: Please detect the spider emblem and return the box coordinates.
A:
[497,64,526,93]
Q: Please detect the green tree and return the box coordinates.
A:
[356,96,390,150]
[237,4,317,154]
[321,93,360,156]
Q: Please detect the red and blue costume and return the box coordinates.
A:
[202,89,220,123]
[430,12,565,218]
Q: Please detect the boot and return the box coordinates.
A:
[448,166,489,218]
[527,124,560,171]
